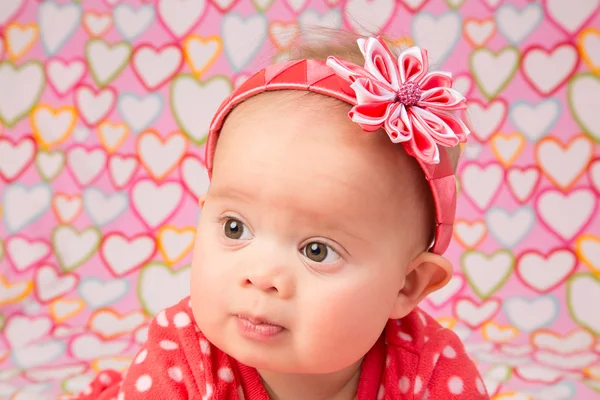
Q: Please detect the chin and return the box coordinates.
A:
[234,347,349,375]
[224,342,291,371]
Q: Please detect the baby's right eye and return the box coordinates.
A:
[223,218,253,240]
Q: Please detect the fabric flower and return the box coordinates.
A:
[326,37,469,164]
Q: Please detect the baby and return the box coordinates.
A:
[77,32,489,400]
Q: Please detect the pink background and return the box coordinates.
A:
[0,0,599,398]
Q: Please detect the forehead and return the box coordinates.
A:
[209,92,424,225]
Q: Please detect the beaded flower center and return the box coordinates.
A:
[396,81,422,106]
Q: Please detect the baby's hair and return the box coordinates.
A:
[284,26,462,173]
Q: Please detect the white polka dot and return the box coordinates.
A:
[135,375,152,392]
[424,336,429,343]
[218,367,234,382]
[398,332,413,341]
[398,376,410,393]
[200,339,211,354]
[414,376,422,394]
[82,386,92,395]
[117,392,124,400]
[238,386,245,400]
[174,312,191,328]
[433,353,440,366]
[168,366,183,382]
[188,299,192,308]
[135,326,149,344]
[377,385,385,399]
[418,311,427,326]
[476,377,486,394]
[422,388,430,400]
[156,311,168,327]
[159,340,179,350]
[443,345,456,358]
[99,373,112,385]
[203,383,213,400]
[135,349,148,364]
[448,376,463,394]
[385,355,390,367]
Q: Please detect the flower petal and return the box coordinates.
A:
[359,37,400,90]
[409,107,460,147]
[419,87,466,110]
[404,126,440,164]
[383,103,413,143]
[419,71,453,90]
[432,110,471,142]
[349,101,393,131]
[351,78,396,104]
[398,47,428,83]
[326,56,376,83]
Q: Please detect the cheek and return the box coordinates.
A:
[311,281,394,329]
[190,231,229,320]
[297,278,397,363]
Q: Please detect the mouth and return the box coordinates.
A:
[235,314,284,339]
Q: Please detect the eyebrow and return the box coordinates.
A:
[208,187,253,204]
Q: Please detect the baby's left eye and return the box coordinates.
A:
[302,242,340,263]
[223,218,253,240]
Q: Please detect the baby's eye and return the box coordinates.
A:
[302,242,340,263]
[223,218,253,240]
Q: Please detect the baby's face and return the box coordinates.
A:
[190,93,430,374]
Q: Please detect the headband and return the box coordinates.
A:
[206,36,469,255]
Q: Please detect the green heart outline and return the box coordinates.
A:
[584,379,600,394]
[566,272,600,335]
[486,365,513,383]
[251,0,275,13]
[35,149,66,182]
[444,0,466,10]
[52,225,101,272]
[461,249,515,299]
[0,61,46,128]
[137,262,191,317]
[568,72,600,143]
[85,38,132,88]
[469,46,520,101]
[170,73,232,146]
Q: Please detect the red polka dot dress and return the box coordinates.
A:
[75,297,490,399]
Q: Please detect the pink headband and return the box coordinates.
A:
[206,37,469,255]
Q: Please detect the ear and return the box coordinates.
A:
[389,252,453,319]
[199,194,207,208]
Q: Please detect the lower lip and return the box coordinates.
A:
[236,316,284,340]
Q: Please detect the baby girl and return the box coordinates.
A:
[77,32,489,399]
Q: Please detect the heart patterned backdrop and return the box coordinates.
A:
[0,0,599,398]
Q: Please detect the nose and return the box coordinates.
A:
[242,267,294,299]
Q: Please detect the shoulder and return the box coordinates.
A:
[381,307,447,380]
[385,306,446,354]
[382,308,489,398]
[119,297,215,397]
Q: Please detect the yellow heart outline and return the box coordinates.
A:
[31,105,77,149]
